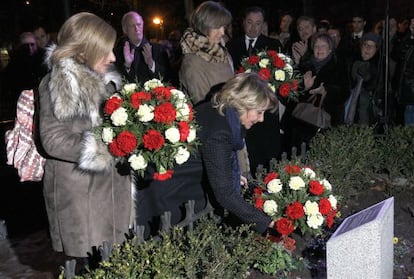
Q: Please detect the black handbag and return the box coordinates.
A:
[291,94,331,129]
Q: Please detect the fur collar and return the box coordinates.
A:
[44,44,122,126]
[180,28,228,63]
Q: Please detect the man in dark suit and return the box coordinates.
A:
[227,6,283,177]
[227,6,282,71]
[115,11,170,83]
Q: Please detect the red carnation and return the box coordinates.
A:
[285,164,301,174]
[267,50,277,57]
[275,218,295,236]
[273,55,286,68]
[116,131,137,154]
[309,180,324,195]
[291,79,298,91]
[248,55,260,65]
[104,96,123,115]
[264,172,279,185]
[326,209,337,228]
[258,68,271,81]
[254,196,265,210]
[281,235,296,252]
[152,86,172,101]
[188,105,194,121]
[319,198,332,215]
[178,121,190,141]
[153,169,174,180]
[108,141,127,157]
[286,201,305,220]
[237,66,246,73]
[154,102,176,124]
[130,91,151,109]
[253,186,264,196]
[142,129,165,151]
[279,82,291,98]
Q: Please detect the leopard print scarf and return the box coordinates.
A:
[180,28,228,63]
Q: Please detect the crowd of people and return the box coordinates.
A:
[1,0,414,273]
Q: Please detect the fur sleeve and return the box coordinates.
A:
[78,131,113,172]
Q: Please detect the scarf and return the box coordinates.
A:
[180,28,228,63]
[224,107,245,193]
[311,52,333,74]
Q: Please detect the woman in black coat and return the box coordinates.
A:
[136,73,278,238]
[286,32,350,149]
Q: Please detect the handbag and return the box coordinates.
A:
[291,94,331,129]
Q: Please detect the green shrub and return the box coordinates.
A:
[68,217,300,279]
[307,125,381,196]
[376,126,414,184]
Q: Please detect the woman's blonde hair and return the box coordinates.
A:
[190,1,232,36]
[51,12,116,69]
[212,72,278,116]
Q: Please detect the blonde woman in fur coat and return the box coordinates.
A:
[38,12,132,260]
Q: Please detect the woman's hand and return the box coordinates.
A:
[309,82,327,97]
[240,175,248,189]
[303,71,316,91]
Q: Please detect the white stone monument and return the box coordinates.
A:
[327,197,394,279]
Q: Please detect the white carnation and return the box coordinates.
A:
[102,127,114,144]
[328,194,337,210]
[111,107,128,126]
[122,83,137,93]
[175,146,190,164]
[289,176,305,190]
[303,167,316,179]
[171,89,186,101]
[144,79,163,91]
[284,64,293,78]
[304,200,319,216]
[137,104,154,122]
[128,154,147,170]
[176,103,191,121]
[187,128,196,142]
[274,69,286,81]
[259,58,270,68]
[245,68,252,73]
[321,178,332,191]
[306,213,324,229]
[165,127,180,143]
[268,83,276,92]
[263,200,278,216]
[267,179,283,193]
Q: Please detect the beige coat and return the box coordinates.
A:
[38,50,132,258]
[179,28,234,105]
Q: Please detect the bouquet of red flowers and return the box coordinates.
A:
[238,50,301,102]
[97,79,199,181]
[253,162,340,251]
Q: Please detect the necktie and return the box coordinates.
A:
[247,39,254,56]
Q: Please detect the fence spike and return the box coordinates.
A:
[99,241,112,262]
[0,219,7,241]
[269,158,277,170]
[300,142,307,160]
[134,225,145,244]
[160,211,172,233]
[291,146,297,159]
[183,200,195,230]
[281,152,287,162]
[64,259,76,279]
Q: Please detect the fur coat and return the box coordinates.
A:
[38,45,132,257]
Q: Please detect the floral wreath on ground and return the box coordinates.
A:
[237,50,301,102]
[253,162,341,252]
[97,78,199,181]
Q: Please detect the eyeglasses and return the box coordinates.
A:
[362,43,376,50]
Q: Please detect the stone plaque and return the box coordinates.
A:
[327,197,394,279]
